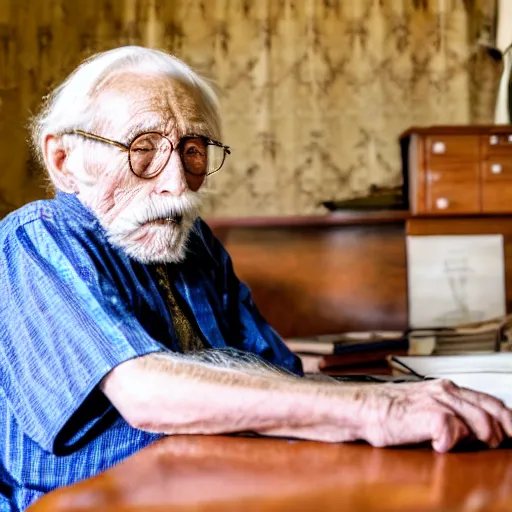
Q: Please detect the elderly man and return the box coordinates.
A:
[1,46,511,512]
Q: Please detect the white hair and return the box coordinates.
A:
[30,45,221,169]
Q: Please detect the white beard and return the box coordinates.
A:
[103,190,203,264]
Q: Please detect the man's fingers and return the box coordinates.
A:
[380,404,470,452]
[492,418,505,446]
[431,414,469,453]
[452,386,512,439]
[434,389,500,447]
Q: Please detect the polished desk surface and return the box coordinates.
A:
[29,435,512,512]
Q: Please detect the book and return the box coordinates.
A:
[333,337,408,356]
[284,331,406,356]
[284,332,407,374]
[319,349,408,371]
[389,353,512,407]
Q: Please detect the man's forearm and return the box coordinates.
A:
[101,350,364,443]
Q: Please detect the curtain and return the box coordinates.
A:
[0,0,501,218]
[493,0,512,123]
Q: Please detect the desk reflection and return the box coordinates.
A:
[30,435,512,512]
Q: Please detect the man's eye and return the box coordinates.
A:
[186,147,201,155]
[132,147,152,153]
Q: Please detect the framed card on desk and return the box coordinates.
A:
[406,234,506,329]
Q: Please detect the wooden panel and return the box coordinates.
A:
[482,158,512,213]
[400,125,512,138]
[416,135,427,213]
[482,181,512,213]
[427,159,480,173]
[403,133,426,215]
[213,222,408,337]
[426,167,480,214]
[407,217,512,312]
[30,435,512,512]
[407,216,512,236]
[209,210,411,229]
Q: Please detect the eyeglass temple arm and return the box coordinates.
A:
[69,130,129,151]
[207,139,231,154]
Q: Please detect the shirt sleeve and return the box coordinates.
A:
[193,219,303,376]
[0,219,165,455]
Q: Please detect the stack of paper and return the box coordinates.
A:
[389,353,512,407]
[408,315,512,356]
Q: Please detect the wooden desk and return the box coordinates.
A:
[29,435,512,512]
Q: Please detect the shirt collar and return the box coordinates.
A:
[55,192,101,226]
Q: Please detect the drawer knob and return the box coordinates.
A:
[491,163,503,174]
[436,197,449,210]
[490,135,499,145]
[427,171,440,182]
[432,141,446,154]
[508,135,512,143]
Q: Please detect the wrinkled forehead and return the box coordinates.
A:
[91,72,210,142]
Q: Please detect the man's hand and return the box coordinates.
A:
[359,379,512,453]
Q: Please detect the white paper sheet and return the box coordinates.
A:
[391,353,512,407]
[407,235,506,329]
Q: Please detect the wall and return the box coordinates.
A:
[0,0,502,218]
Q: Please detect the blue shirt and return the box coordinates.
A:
[0,192,302,512]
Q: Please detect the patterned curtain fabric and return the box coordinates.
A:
[493,0,512,123]
[0,0,501,218]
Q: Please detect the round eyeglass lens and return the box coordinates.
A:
[129,133,172,178]
[206,143,226,174]
[182,137,226,176]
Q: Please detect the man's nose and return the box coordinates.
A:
[153,151,187,196]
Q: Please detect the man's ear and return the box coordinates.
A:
[43,135,78,193]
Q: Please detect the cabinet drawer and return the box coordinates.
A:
[426,135,479,162]
[482,159,512,181]
[486,133,512,153]
[482,181,512,213]
[426,169,480,214]
[482,159,512,212]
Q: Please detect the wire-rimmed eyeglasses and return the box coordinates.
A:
[62,129,231,191]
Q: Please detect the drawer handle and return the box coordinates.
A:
[490,135,499,145]
[432,141,446,154]
[508,135,512,143]
[436,197,449,210]
[491,163,503,174]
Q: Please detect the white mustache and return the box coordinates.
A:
[116,190,202,230]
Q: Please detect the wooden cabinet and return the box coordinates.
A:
[401,126,512,215]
